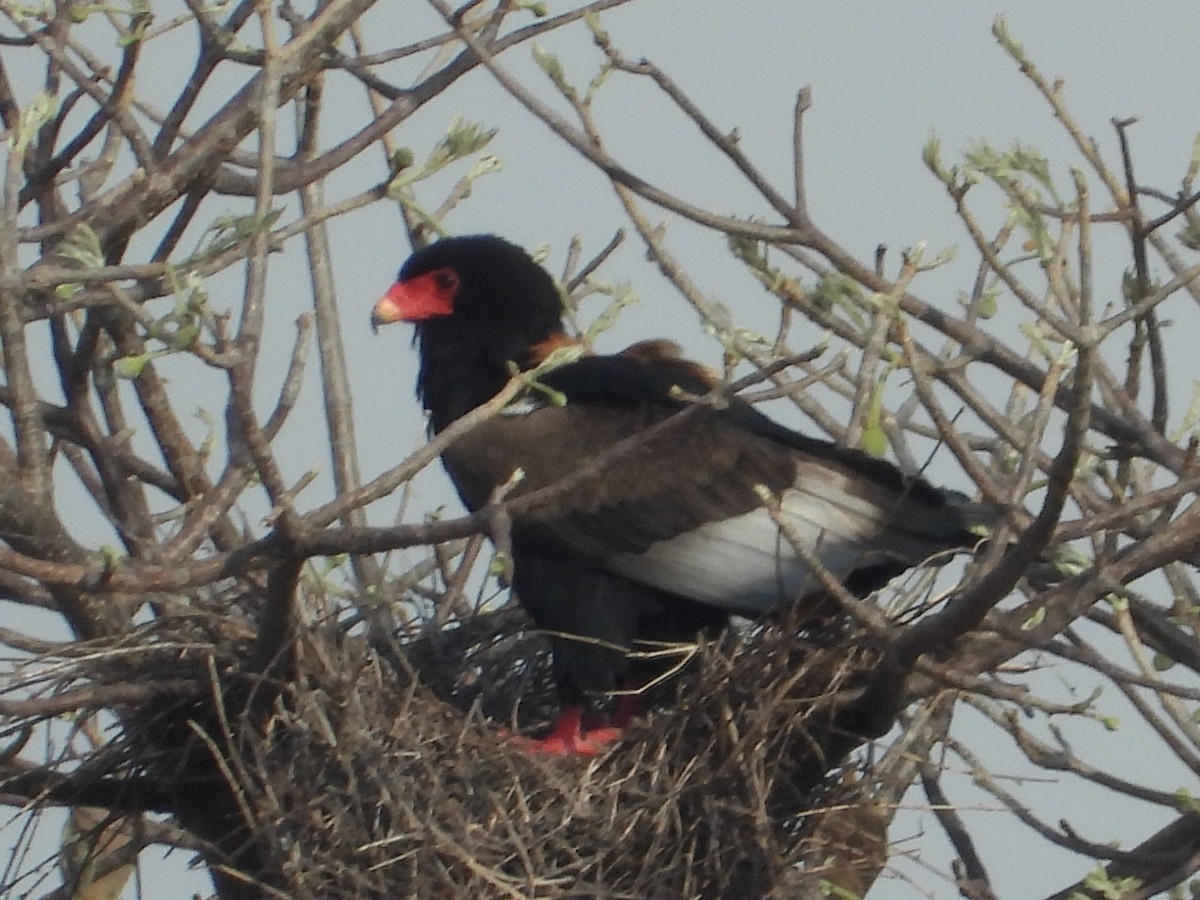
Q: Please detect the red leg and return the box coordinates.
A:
[507,705,626,757]
[505,682,650,756]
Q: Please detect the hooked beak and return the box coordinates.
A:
[370,284,407,334]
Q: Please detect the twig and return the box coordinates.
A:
[793,86,812,216]
[920,767,996,899]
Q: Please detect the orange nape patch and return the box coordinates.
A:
[526,331,585,366]
[621,339,720,388]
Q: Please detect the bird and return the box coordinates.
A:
[372,234,991,755]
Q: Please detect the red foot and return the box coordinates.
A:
[506,706,626,757]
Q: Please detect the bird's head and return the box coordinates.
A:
[372,234,570,429]
[371,234,564,339]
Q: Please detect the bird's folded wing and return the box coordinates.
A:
[442,400,972,612]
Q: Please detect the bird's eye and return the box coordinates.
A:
[432,269,459,293]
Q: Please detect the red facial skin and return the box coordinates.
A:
[371,268,460,327]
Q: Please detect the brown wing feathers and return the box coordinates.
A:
[443,398,798,553]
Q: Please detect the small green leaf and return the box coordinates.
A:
[902,242,956,273]
[533,44,574,97]
[442,117,497,158]
[1121,269,1143,303]
[1178,221,1200,252]
[1080,867,1142,900]
[467,154,502,181]
[390,147,415,173]
[977,287,999,319]
[922,133,943,173]
[810,273,867,326]
[860,424,888,458]
[581,280,639,345]
[584,11,610,47]
[321,554,349,575]
[488,552,511,577]
[387,117,498,194]
[195,407,217,462]
[113,352,161,379]
[992,16,1029,68]
[1153,652,1176,672]
[11,91,59,155]
[858,371,892,458]
[59,224,105,269]
[818,879,865,899]
[170,322,201,350]
[192,208,284,261]
[1044,545,1089,578]
[1185,130,1200,187]
[1021,606,1046,630]
[585,62,613,100]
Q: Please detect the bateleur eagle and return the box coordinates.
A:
[372,234,990,755]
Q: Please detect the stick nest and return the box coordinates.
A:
[25,597,893,898]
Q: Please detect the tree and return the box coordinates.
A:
[1,3,1199,898]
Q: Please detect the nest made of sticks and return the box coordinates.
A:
[11,592,894,899]
[241,609,887,897]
